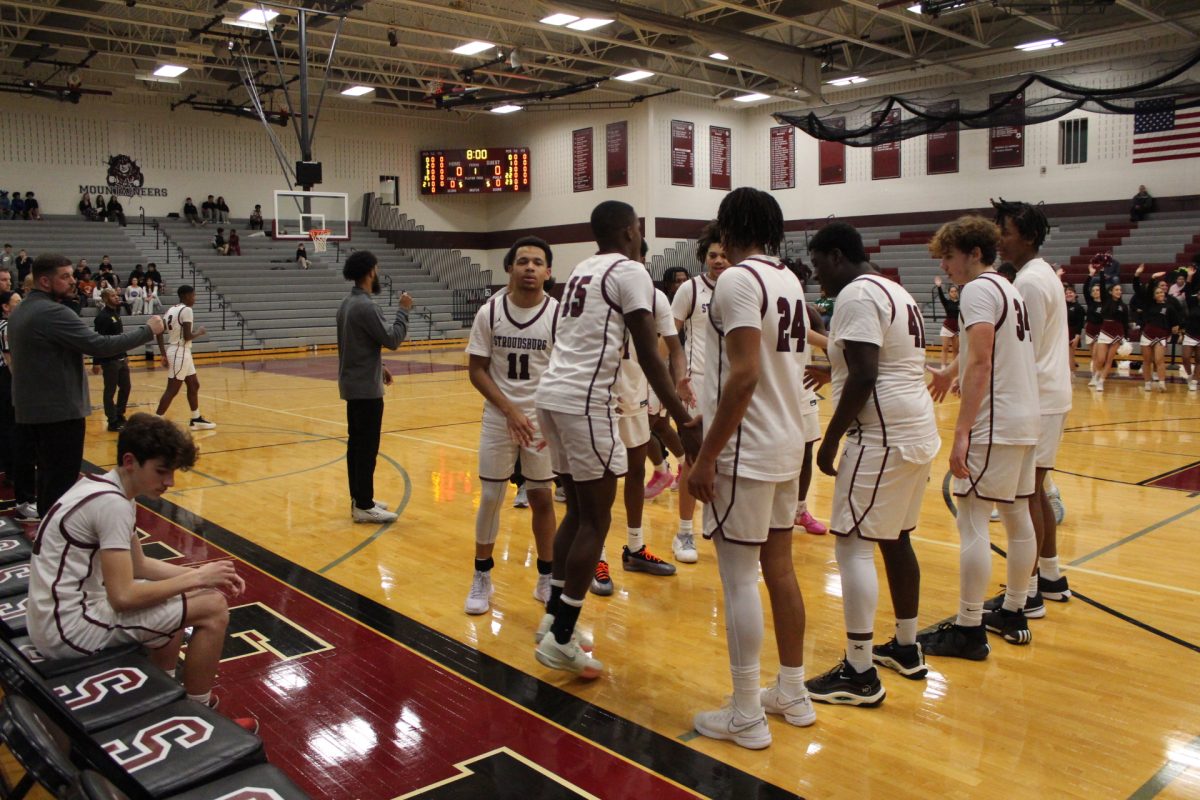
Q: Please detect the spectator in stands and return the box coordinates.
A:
[98,258,120,289]
[216,196,230,223]
[124,276,145,316]
[14,249,32,285]
[0,244,13,275]
[93,193,108,222]
[74,258,88,279]
[1131,185,1154,222]
[814,287,834,329]
[1090,252,1121,288]
[93,287,132,431]
[0,191,10,220]
[146,262,164,291]
[0,270,10,296]
[183,196,203,226]
[77,268,95,301]
[24,192,40,221]
[8,254,164,516]
[296,242,310,270]
[106,195,127,227]
[227,228,241,256]
[143,277,162,314]
[213,227,229,255]
[1169,268,1189,303]
[9,192,24,220]
[93,277,114,308]
[129,263,146,287]
[27,413,256,734]
[202,194,216,223]
[249,204,264,230]
[79,192,100,221]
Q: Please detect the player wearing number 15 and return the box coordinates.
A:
[463,237,559,616]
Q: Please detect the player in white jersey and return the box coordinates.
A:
[533,201,699,679]
[28,414,252,723]
[993,199,1073,611]
[689,188,814,750]
[794,270,830,536]
[920,217,1040,659]
[463,237,559,616]
[804,222,940,707]
[670,222,729,562]
[154,285,215,430]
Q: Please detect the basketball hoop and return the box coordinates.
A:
[309,228,332,254]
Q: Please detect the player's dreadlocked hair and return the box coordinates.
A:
[695,220,720,264]
[717,187,783,256]
[992,198,1049,250]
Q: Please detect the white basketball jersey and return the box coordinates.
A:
[829,275,939,452]
[958,272,1040,445]
[701,256,809,481]
[672,274,715,377]
[163,303,193,349]
[535,254,654,416]
[28,471,135,655]
[614,289,676,415]
[465,291,557,420]
[1013,256,1073,415]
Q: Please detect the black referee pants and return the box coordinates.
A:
[101,358,131,425]
[346,398,384,511]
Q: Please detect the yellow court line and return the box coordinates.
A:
[139,503,705,800]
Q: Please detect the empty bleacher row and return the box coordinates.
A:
[0,515,309,798]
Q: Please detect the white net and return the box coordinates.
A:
[310,228,331,254]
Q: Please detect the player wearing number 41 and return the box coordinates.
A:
[463,237,559,616]
[154,285,215,431]
[920,216,1040,657]
[803,222,940,708]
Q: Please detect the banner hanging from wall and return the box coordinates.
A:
[710,126,731,191]
[606,121,628,188]
[989,91,1025,169]
[871,109,901,180]
[818,118,845,185]
[572,127,593,192]
[770,125,794,190]
[926,100,960,175]
[671,120,695,187]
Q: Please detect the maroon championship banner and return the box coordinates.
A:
[606,120,628,188]
[709,125,731,191]
[927,100,960,175]
[818,118,846,185]
[670,120,695,187]
[871,109,901,180]
[989,91,1025,169]
[572,127,593,192]
[770,125,794,190]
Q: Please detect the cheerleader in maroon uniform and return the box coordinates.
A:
[1065,284,1085,370]
[1137,281,1181,392]
[933,275,959,366]
[1093,283,1129,392]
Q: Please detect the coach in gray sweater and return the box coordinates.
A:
[337,250,411,524]
[9,254,164,516]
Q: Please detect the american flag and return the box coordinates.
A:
[1133,98,1200,164]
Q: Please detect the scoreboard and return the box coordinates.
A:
[420,148,531,195]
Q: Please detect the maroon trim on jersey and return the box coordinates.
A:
[488,293,497,331]
[855,275,897,324]
[701,274,715,290]
[683,278,699,320]
[744,255,785,271]
[584,308,617,418]
[701,331,750,542]
[827,444,889,539]
[502,294,552,330]
[724,263,768,318]
[587,416,625,479]
[599,256,638,313]
[974,273,1010,331]
[870,390,888,449]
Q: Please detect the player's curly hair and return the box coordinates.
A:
[118,413,198,471]
[928,215,1000,266]
[695,220,721,264]
[992,198,1049,250]
[717,188,783,256]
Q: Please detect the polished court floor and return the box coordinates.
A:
[72,346,1200,799]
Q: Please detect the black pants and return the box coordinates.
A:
[30,418,85,517]
[346,398,383,510]
[0,369,13,478]
[101,359,131,425]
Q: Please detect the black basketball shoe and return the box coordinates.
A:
[1038,574,1072,601]
[983,607,1032,645]
[872,638,928,680]
[983,589,1045,619]
[805,659,885,707]
[917,622,990,661]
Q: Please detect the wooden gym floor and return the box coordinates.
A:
[60,345,1200,799]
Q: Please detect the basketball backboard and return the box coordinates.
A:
[272,190,350,241]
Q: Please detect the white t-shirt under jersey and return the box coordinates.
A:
[535,253,654,417]
[163,303,193,349]
[672,274,715,377]
[466,290,558,423]
[614,288,676,415]
[829,275,939,458]
[958,272,1040,445]
[1013,256,1073,415]
[702,256,808,481]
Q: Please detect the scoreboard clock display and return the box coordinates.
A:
[420,148,531,194]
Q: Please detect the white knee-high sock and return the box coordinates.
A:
[956,494,993,627]
[999,499,1037,612]
[715,534,764,717]
[834,534,877,672]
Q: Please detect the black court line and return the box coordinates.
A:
[380,419,479,434]
[1052,468,1140,487]
[1070,590,1200,655]
[1069,501,1200,566]
[93,465,797,800]
[1064,415,1200,434]
[1137,459,1200,487]
[1128,734,1200,800]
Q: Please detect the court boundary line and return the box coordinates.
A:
[1128,734,1200,800]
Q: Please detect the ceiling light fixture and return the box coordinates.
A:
[1015,38,1063,51]
[340,85,374,96]
[615,70,653,82]
[540,13,579,26]
[734,92,770,103]
[152,64,188,78]
[710,52,729,61]
[491,104,522,114]
[566,18,612,31]
[827,75,867,86]
[907,3,922,12]
[452,41,494,56]
[238,8,277,24]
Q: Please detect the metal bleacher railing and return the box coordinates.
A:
[366,194,491,292]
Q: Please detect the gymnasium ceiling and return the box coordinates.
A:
[1,0,1198,118]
